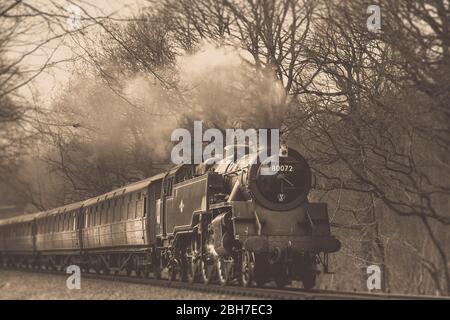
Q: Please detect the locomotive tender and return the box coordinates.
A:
[0,145,340,289]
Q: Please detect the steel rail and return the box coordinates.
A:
[1,266,448,300]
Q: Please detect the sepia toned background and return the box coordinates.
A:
[0,0,449,296]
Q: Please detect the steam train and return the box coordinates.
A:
[0,145,340,289]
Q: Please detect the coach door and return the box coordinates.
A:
[77,208,84,252]
[147,180,162,242]
[162,173,175,237]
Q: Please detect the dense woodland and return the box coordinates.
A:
[0,0,449,295]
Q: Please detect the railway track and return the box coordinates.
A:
[1,266,447,300]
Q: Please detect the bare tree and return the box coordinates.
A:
[288,0,449,294]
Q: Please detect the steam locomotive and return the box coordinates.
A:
[0,144,340,289]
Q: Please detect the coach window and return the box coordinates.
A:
[120,197,124,221]
[68,213,73,231]
[57,215,61,232]
[104,202,109,224]
[103,203,108,223]
[143,196,147,217]
[63,214,67,231]
[65,213,70,231]
[91,206,95,226]
[96,206,101,225]
[121,196,127,220]
[126,195,132,219]
[93,206,98,225]
[59,215,64,231]
[112,198,117,221]
[58,215,62,232]
[118,198,122,221]
[85,209,89,227]
[100,205,104,224]
[101,202,105,224]
[134,195,139,218]
[89,210,93,227]
[114,200,118,222]
[67,214,71,230]
[63,213,67,231]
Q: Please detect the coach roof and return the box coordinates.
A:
[33,200,86,220]
[0,212,39,227]
[83,172,165,207]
